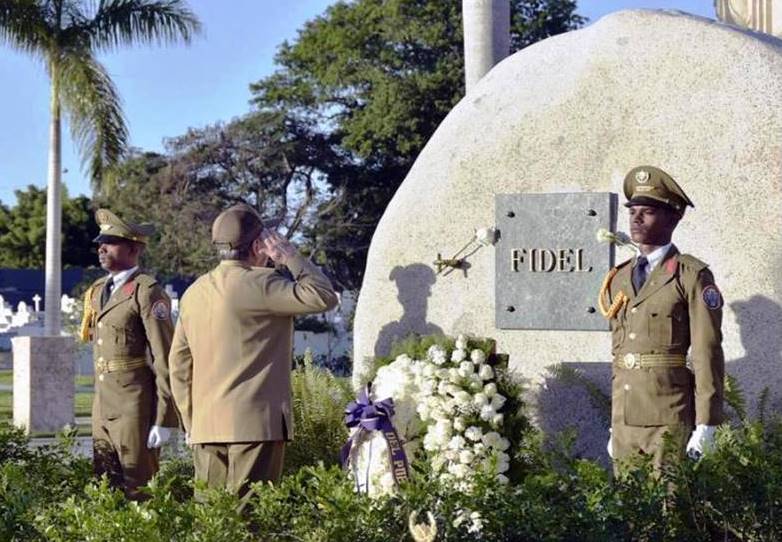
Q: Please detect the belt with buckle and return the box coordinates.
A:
[95,357,147,374]
[615,353,686,370]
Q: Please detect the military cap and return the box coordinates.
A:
[93,209,155,244]
[212,203,278,249]
[623,166,694,216]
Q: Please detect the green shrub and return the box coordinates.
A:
[1,338,782,541]
[0,424,91,541]
[285,350,352,475]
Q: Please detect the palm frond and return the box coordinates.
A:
[58,49,128,184]
[0,0,49,57]
[86,0,201,52]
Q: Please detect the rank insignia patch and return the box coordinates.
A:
[702,285,723,310]
[151,300,170,320]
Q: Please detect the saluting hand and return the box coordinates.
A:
[260,230,297,265]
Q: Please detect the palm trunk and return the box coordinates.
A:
[44,64,62,336]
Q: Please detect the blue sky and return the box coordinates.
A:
[0,0,714,204]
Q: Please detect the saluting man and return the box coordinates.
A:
[601,166,725,469]
[169,203,338,502]
[81,209,179,500]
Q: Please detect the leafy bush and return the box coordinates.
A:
[1,335,781,541]
[286,350,352,475]
[0,424,91,541]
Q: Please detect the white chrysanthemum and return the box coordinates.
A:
[436,368,449,379]
[469,377,483,392]
[490,413,504,427]
[455,335,467,350]
[448,368,461,383]
[465,426,483,442]
[437,381,450,396]
[451,349,467,363]
[497,474,510,485]
[479,405,496,421]
[496,437,511,451]
[459,449,475,464]
[478,364,494,381]
[453,417,466,432]
[423,431,438,451]
[482,431,502,449]
[423,363,436,378]
[473,392,488,407]
[454,391,472,408]
[483,382,497,398]
[470,349,486,364]
[448,435,466,451]
[419,380,435,396]
[449,463,470,479]
[427,345,447,365]
[473,442,486,456]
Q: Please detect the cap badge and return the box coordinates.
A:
[635,170,650,184]
[100,224,111,231]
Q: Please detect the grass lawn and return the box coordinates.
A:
[0,391,93,419]
[0,369,94,388]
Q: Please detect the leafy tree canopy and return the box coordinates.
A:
[0,186,98,269]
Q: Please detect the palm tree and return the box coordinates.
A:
[0,0,200,335]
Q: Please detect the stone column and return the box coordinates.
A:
[716,0,782,37]
[13,336,75,434]
[463,0,511,93]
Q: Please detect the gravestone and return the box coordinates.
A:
[13,336,75,434]
[353,9,782,457]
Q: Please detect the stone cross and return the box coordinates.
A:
[32,294,41,313]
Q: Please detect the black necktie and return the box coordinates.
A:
[632,256,648,292]
[100,277,114,309]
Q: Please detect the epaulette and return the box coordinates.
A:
[677,254,709,273]
[134,273,159,288]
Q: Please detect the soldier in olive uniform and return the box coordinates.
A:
[80,209,179,499]
[169,203,338,500]
[600,166,725,468]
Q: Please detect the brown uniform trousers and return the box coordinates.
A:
[605,246,724,470]
[169,254,338,497]
[87,271,179,499]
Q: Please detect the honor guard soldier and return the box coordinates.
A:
[599,166,725,469]
[169,203,338,503]
[80,209,179,500]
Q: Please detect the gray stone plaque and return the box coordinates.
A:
[495,192,617,331]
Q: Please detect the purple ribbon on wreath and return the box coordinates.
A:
[340,383,410,488]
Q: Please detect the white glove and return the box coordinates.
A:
[146,425,172,449]
[686,424,717,459]
[607,428,613,459]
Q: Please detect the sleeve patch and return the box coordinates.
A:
[151,300,170,320]
[702,285,723,310]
